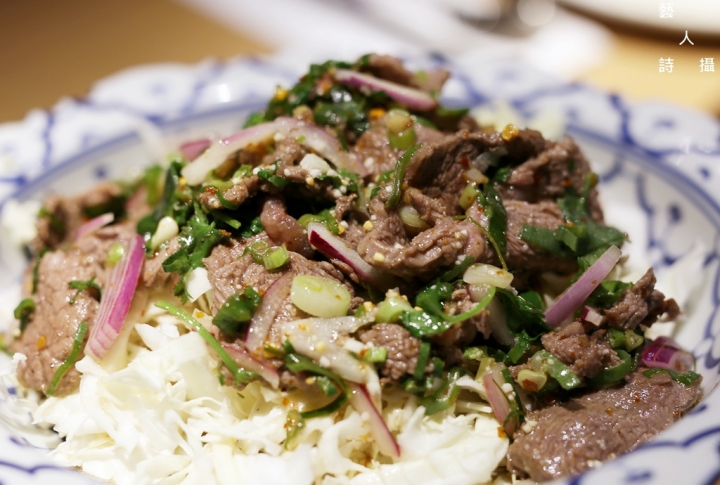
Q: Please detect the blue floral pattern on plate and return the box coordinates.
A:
[0,54,719,485]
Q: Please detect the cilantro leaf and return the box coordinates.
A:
[68,277,102,305]
[213,287,262,337]
[162,210,227,301]
[477,183,507,255]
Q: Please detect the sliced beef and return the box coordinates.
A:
[499,135,603,222]
[507,371,701,481]
[351,122,402,177]
[503,199,579,274]
[540,321,620,379]
[404,131,504,215]
[13,249,99,396]
[358,323,419,383]
[13,224,129,394]
[604,268,680,331]
[35,182,125,250]
[259,196,313,257]
[357,192,489,280]
[203,235,354,350]
[352,119,447,178]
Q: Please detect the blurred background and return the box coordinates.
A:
[1,0,719,123]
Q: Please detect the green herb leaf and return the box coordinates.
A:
[386,144,422,209]
[162,210,227,301]
[241,216,264,238]
[642,368,701,386]
[212,287,262,337]
[67,276,102,305]
[31,248,49,294]
[46,321,88,396]
[154,300,256,385]
[13,298,35,333]
[257,163,290,189]
[284,352,350,419]
[476,183,507,255]
[418,367,464,415]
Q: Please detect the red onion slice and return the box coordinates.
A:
[334,69,438,111]
[641,338,694,373]
[245,272,293,355]
[307,222,403,291]
[179,138,212,161]
[85,234,145,360]
[74,213,114,241]
[580,305,604,326]
[545,245,622,328]
[275,117,368,177]
[181,121,278,185]
[350,384,401,459]
[221,342,280,388]
[481,371,515,436]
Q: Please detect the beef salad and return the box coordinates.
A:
[7,54,700,484]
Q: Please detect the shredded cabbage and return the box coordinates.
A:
[20,300,508,485]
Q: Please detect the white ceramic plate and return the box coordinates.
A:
[559,0,720,37]
[0,54,719,484]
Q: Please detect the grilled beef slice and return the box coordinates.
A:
[507,371,700,481]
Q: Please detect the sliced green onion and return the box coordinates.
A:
[528,349,582,390]
[588,349,634,386]
[459,183,478,210]
[375,295,413,323]
[517,369,547,392]
[107,242,125,266]
[463,263,514,289]
[386,108,413,134]
[47,321,88,396]
[398,205,429,232]
[290,275,351,318]
[363,346,388,363]
[243,240,270,263]
[263,245,290,270]
[154,300,255,385]
[388,128,417,150]
[209,209,242,230]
